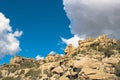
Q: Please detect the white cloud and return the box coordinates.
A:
[61,35,83,47]
[63,0,120,39]
[0,12,23,58]
[49,51,64,56]
[35,55,44,60]
[49,51,56,55]
[60,54,64,56]
[13,31,23,37]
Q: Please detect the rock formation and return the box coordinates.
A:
[0,35,120,80]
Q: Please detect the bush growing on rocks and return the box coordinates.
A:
[104,47,114,57]
[97,45,114,57]
[71,52,78,57]
[25,69,41,77]
[20,61,35,68]
[8,65,19,73]
[116,41,120,50]
[43,70,53,77]
[0,71,2,78]
[3,77,15,80]
[15,76,21,80]
[20,70,25,74]
[74,79,82,80]
[115,61,120,76]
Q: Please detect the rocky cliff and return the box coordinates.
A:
[1,35,120,80]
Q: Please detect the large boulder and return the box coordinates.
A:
[89,72,115,80]
[73,57,100,69]
[102,57,119,66]
[59,75,69,80]
[81,68,98,75]
[52,66,64,74]
[39,62,59,74]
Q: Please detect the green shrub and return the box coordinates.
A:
[3,77,15,80]
[98,46,104,52]
[8,65,19,73]
[80,50,86,54]
[35,61,40,68]
[90,43,99,49]
[91,46,97,50]
[77,49,81,53]
[43,70,53,77]
[20,70,25,74]
[118,50,120,53]
[116,41,120,50]
[20,60,40,68]
[15,76,21,80]
[115,61,120,76]
[104,48,114,57]
[71,52,78,57]
[25,69,41,77]
[98,45,114,57]
[20,61,34,68]
[0,71,2,78]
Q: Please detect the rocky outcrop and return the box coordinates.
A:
[10,56,23,65]
[77,35,117,51]
[10,56,35,65]
[45,54,62,63]
[1,35,120,80]
[64,44,76,56]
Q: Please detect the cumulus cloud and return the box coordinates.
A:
[60,54,64,56]
[0,12,23,58]
[63,0,120,39]
[35,55,44,60]
[61,35,83,47]
[49,51,64,56]
[49,51,56,55]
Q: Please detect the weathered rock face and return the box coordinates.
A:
[64,44,76,55]
[10,56,35,65]
[45,54,62,63]
[10,56,23,65]
[73,55,120,80]
[1,35,120,80]
[77,35,117,51]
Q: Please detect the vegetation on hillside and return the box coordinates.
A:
[115,61,120,76]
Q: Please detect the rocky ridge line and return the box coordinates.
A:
[0,35,120,80]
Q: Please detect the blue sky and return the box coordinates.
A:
[1,0,120,64]
[0,0,73,64]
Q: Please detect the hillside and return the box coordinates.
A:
[1,35,120,80]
